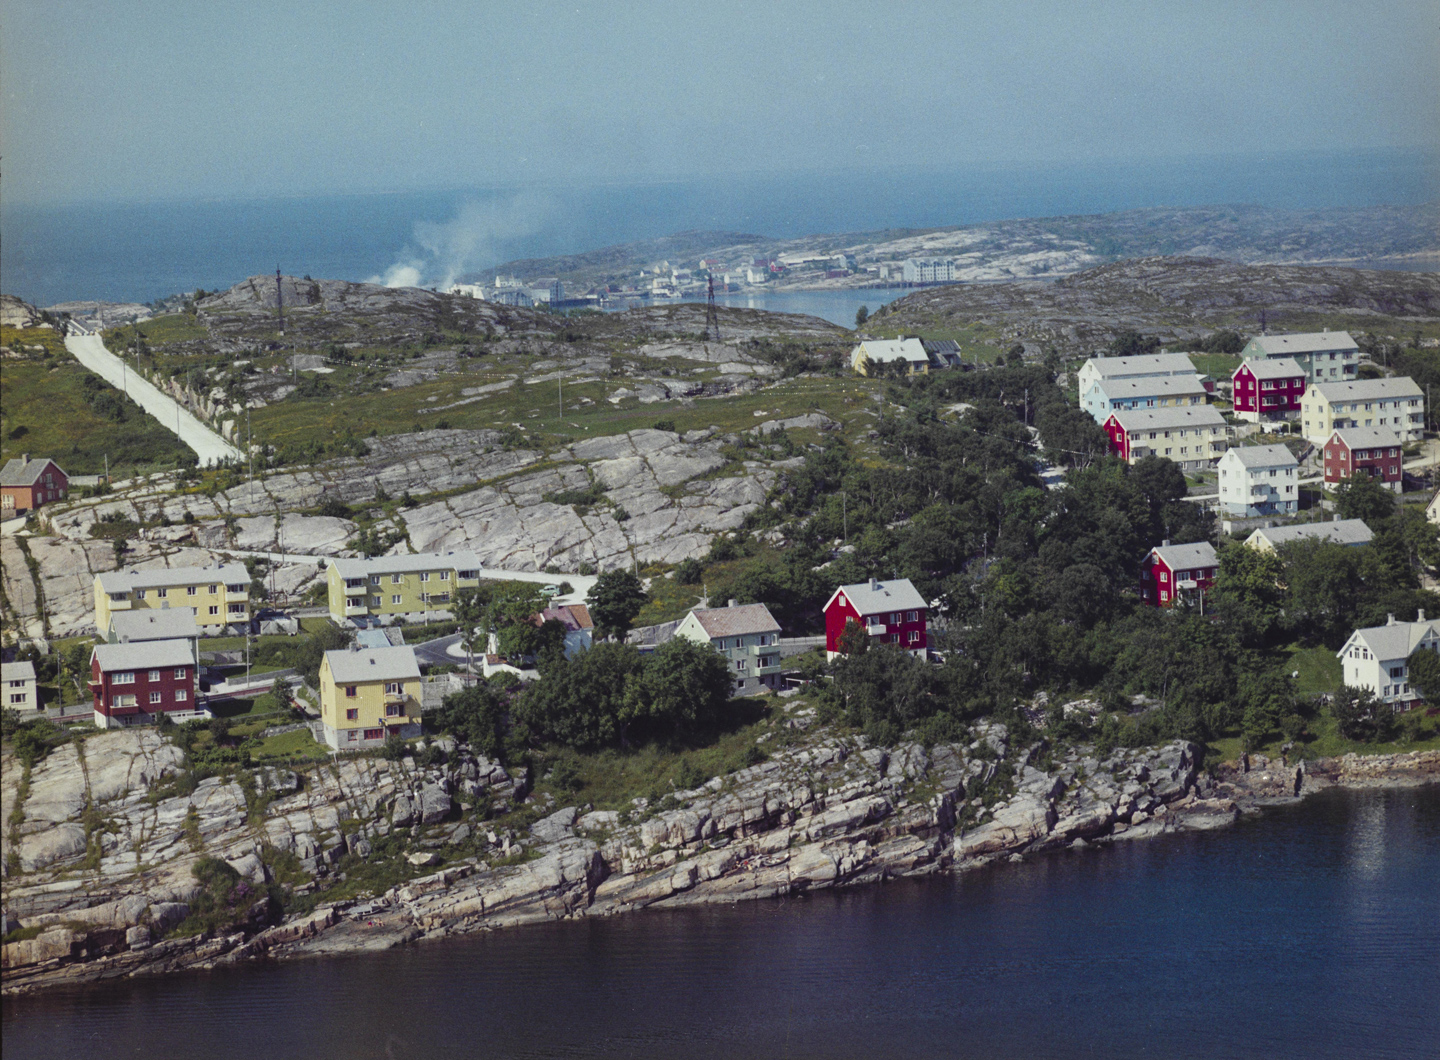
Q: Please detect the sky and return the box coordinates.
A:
[2,0,1438,205]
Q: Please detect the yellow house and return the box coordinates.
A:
[1300,377,1424,445]
[850,338,930,376]
[326,551,482,625]
[94,564,251,635]
[318,645,423,749]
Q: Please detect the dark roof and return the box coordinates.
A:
[0,457,64,487]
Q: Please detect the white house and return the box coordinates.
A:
[1076,352,1198,402]
[1337,611,1438,709]
[850,338,931,376]
[1082,374,1208,424]
[1244,519,1372,553]
[1217,444,1298,517]
[2,660,38,712]
[902,259,957,283]
[1428,490,1440,526]
[673,602,783,694]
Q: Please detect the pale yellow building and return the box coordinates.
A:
[326,551,482,625]
[1300,377,1424,445]
[94,564,251,635]
[318,645,422,749]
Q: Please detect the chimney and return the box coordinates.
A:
[1419,610,1426,623]
[728,599,737,608]
[21,453,29,465]
[870,577,878,590]
[1387,613,1396,625]
[1161,539,1171,548]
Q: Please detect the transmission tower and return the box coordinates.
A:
[705,273,721,343]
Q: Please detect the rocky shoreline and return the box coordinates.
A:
[3,725,1436,998]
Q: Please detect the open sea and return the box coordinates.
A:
[3,786,1437,1059]
[3,147,1436,320]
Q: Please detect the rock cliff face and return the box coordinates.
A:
[7,722,1434,995]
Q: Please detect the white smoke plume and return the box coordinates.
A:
[368,192,555,290]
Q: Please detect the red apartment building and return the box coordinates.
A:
[1323,426,1404,493]
[90,639,198,729]
[1140,541,1218,608]
[824,577,928,659]
[1231,358,1306,423]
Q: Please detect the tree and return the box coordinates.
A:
[452,586,493,672]
[830,642,934,744]
[588,569,648,639]
[1211,541,1285,646]
[1109,330,1161,358]
[854,305,869,328]
[515,641,646,750]
[623,636,733,740]
[1276,538,1363,645]
[1332,473,1396,524]
[1407,647,1440,704]
[1332,685,1394,743]
[435,680,512,762]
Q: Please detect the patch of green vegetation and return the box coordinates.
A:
[1282,644,1344,698]
[254,727,323,759]
[1186,352,1243,379]
[633,572,704,627]
[0,358,194,476]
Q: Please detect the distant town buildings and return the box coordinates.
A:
[106,607,201,665]
[2,660,38,712]
[902,258,957,284]
[1076,352,1199,400]
[318,645,423,749]
[94,565,251,635]
[1102,406,1229,470]
[1217,444,1298,517]
[1241,330,1358,383]
[327,551,482,626]
[89,640,198,729]
[1,455,68,516]
[1082,374,1209,424]
[674,602,783,694]
[1244,519,1373,553]
[850,338,931,376]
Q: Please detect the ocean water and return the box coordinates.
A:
[3,786,1438,1060]
[3,147,1436,309]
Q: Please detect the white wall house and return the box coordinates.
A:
[1241,331,1358,383]
[673,602,783,695]
[2,660,38,712]
[1083,374,1208,424]
[1217,444,1298,517]
[1076,352,1198,403]
[1337,611,1438,709]
[902,259,956,283]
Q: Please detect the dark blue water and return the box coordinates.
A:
[4,786,1437,1059]
[4,147,1436,307]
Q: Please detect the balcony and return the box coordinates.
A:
[344,582,367,596]
[865,623,887,636]
[344,604,368,617]
[107,596,133,611]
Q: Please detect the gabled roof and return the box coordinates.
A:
[1248,331,1358,355]
[1309,377,1423,403]
[97,564,250,594]
[109,607,199,642]
[1234,357,1306,380]
[826,578,928,616]
[1090,374,1207,400]
[0,457,64,487]
[92,639,195,672]
[1339,614,1438,663]
[1083,353,1197,378]
[323,645,420,684]
[1,660,37,682]
[1148,541,1217,571]
[1330,426,1403,450]
[1107,406,1228,432]
[532,603,595,633]
[854,338,929,364]
[354,628,395,649]
[686,603,781,638]
[1223,443,1297,469]
[1246,519,1373,550]
[329,550,481,580]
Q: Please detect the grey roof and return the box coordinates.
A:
[1331,426,1403,450]
[1309,377,1423,403]
[109,608,199,642]
[1224,443,1297,469]
[329,550,481,580]
[324,645,420,684]
[1149,541,1218,571]
[1,660,37,682]
[1091,374,1207,400]
[92,639,195,672]
[97,564,250,594]
[1342,615,1438,663]
[354,629,394,649]
[1247,520,1373,549]
[854,338,929,364]
[0,457,64,487]
[688,603,781,638]
[829,578,928,616]
[1234,357,1306,380]
[1248,331,1358,355]
[1108,406,1228,432]
[1084,353,1197,378]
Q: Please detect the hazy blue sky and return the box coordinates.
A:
[3,0,1437,204]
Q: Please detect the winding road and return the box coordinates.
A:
[64,328,242,467]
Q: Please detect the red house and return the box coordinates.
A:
[90,639,198,729]
[1231,358,1306,423]
[1324,426,1404,494]
[824,577,928,659]
[1,455,68,516]
[1140,541,1218,608]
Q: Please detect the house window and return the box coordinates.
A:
[11,693,28,704]
[347,730,358,742]
[156,588,167,599]
[113,671,135,684]
[187,586,197,596]
[909,631,921,644]
[228,603,246,614]
[209,606,219,616]
[346,707,360,720]
[136,590,146,600]
[420,572,431,582]
[385,682,402,694]
[735,659,747,671]
[391,574,403,584]
[209,585,218,594]
[438,571,450,581]
[345,686,357,698]
[392,595,402,605]
[386,704,403,717]
[370,575,381,585]
[149,691,162,704]
[175,668,187,679]
[371,597,381,607]
[907,611,918,622]
[891,634,900,644]
[175,689,188,702]
[364,728,384,741]
[112,694,136,708]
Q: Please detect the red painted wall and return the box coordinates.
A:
[824,592,929,654]
[91,655,196,720]
[1324,437,1403,485]
[1140,554,1217,608]
[1103,417,1129,460]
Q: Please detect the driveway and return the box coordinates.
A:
[64,330,243,467]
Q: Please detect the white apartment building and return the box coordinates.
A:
[1076,352,1199,402]
[1217,444,1298,517]
[1241,331,1359,383]
[902,259,957,283]
[1337,611,1438,709]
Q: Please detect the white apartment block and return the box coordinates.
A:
[1217,444,1298,517]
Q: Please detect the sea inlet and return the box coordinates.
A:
[3,785,1436,1059]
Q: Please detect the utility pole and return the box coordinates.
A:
[275,266,285,335]
[559,376,563,418]
[247,405,253,511]
[842,491,847,544]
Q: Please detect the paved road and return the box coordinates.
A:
[64,330,243,467]
[413,633,467,668]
